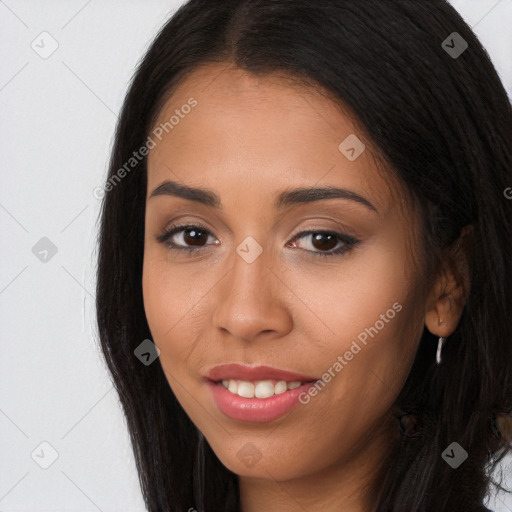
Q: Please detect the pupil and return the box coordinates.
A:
[185,228,206,246]
[312,233,337,251]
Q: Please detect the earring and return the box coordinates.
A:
[398,413,420,437]
[436,336,446,365]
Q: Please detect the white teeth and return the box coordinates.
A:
[227,380,238,394]
[274,380,288,395]
[220,379,305,398]
[255,380,274,398]
[237,381,254,398]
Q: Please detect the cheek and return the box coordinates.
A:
[290,235,423,401]
[142,248,215,364]
[294,243,415,342]
[142,257,175,343]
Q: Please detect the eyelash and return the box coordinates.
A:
[156,222,360,258]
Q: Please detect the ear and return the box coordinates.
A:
[424,224,473,337]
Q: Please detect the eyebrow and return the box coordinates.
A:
[149,179,378,213]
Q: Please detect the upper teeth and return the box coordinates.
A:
[221,379,303,398]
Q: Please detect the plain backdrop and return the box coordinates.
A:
[1,1,511,511]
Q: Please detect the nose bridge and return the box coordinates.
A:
[227,235,273,304]
[212,235,291,340]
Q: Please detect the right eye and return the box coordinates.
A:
[156,223,219,252]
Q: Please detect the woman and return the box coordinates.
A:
[95,1,512,510]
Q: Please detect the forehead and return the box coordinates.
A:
[147,62,401,216]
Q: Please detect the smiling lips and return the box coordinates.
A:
[205,363,318,422]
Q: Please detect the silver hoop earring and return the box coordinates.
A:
[436,336,446,365]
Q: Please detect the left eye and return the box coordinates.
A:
[156,224,360,258]
[290,230,356,256]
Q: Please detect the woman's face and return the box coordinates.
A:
[143,63,427,483]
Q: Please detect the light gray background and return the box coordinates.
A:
[1,1,511,510]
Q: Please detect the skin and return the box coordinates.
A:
[142,62,471,512]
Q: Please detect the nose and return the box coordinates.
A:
[212,246,293,343]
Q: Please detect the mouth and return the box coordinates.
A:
[204,363,319,422]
